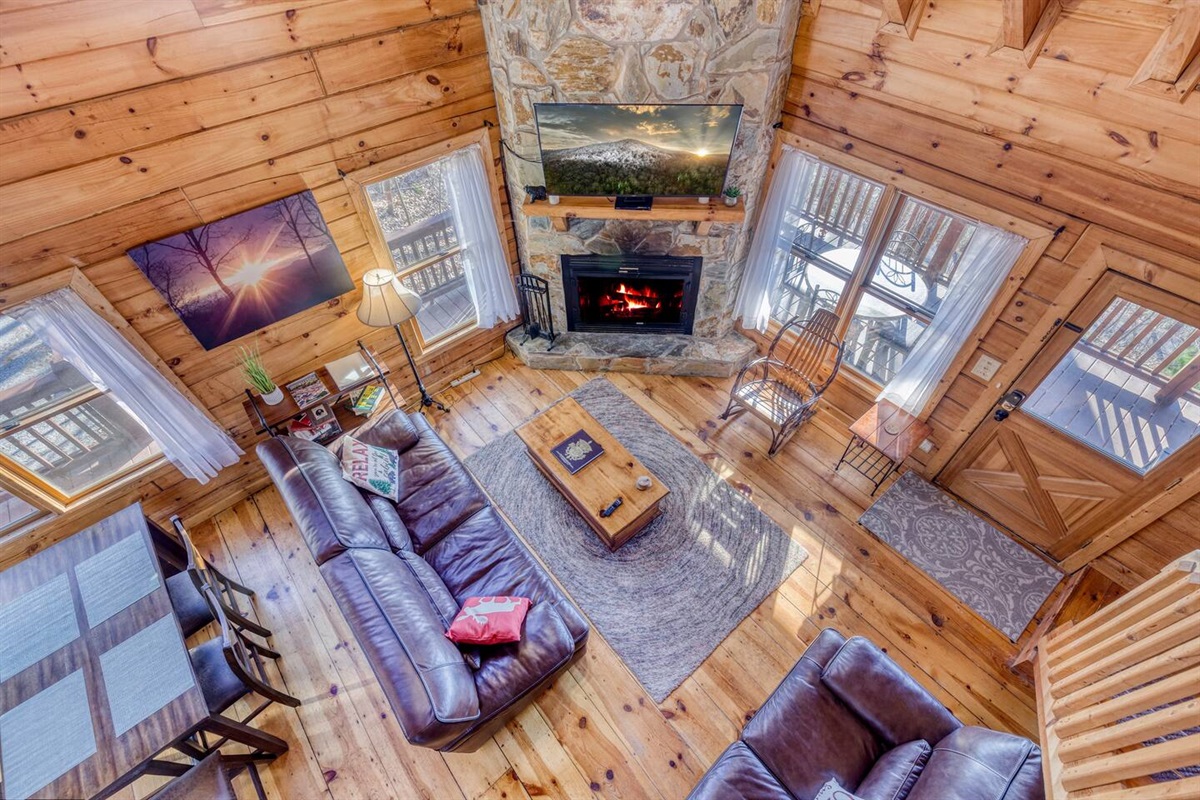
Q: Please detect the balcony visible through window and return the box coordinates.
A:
[362,158,476,345]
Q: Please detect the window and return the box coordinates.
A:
[763,155,980,385]
[361,156,477,345]
[0,307,160,535]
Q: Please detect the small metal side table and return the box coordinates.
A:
[835,400,932,494]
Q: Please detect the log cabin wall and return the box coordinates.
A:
[783,0,1199,584]
[0,0,515,567]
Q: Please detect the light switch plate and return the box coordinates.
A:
[971,354,1002,382]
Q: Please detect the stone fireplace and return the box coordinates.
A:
[480,0,803,373]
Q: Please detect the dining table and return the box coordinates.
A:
[0,503,242,799]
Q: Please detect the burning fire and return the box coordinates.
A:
[612,283,661,312]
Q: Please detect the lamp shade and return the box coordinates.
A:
[357,268,423,328]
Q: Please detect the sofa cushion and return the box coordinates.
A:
[397,550,480,669]
[742,653,882,798]
[906,727,1042,800]
[320,548,479,747]
[363,492,412,552]
[821,637,962,748]
[687,742,793,800]
[423,506,590,646]
[856,740,931,800]
[340,435,401,501]
[393,413,488,553]
[338,408,421,453]
[256,436,390,565]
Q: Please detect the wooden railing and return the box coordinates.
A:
[1035,551,1200,798]
[1082,299,1200,387]
[384,210,467,300]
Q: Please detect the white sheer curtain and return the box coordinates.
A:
[443,144,519,327]
[19,288,242,483]
[878,226,1028,414]
[734,146,818,332]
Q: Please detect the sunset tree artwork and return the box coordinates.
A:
[128,190,354,350]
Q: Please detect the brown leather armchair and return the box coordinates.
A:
[257,410,588,752]
[688,629,1043,800]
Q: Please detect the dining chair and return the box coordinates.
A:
[176,585,299,763]
[147,752,265,800]
[166,514,271,639]
[721,309,844,456]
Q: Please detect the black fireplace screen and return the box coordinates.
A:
[562,254,702,335]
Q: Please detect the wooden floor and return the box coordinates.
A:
[140,354,1061,800]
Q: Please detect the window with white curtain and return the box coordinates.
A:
[0,307,160,535]
[353,141,518,350]
[739,150,1017,388]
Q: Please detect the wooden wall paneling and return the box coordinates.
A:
[312,13,487,93]
[784,79,1200,259]
[0,0,203,66]
[796,5,1200,201]
[0,0,477,116]
[994,0,1061,67]
[0,53,324,185]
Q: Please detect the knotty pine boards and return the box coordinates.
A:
[785,0,1199,582]
[0,0,517,567]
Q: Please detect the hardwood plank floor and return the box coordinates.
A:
[157,353,1051,800]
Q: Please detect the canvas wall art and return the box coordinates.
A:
[128,190,354,350]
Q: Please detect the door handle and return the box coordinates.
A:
[994,389,1027,422]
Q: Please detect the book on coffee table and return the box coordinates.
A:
[550,429,604,474]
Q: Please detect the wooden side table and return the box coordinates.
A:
[835,400,932,494]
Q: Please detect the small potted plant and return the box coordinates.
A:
[237,345,283,405]
[723,186,741,207]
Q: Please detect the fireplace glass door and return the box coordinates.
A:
[575,277,685,330]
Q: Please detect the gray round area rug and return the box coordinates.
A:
[464,377,808,702]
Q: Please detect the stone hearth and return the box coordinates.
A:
[507,330,755,377]
[481,0,804,363]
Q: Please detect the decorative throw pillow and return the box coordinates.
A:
[814,779,866,800]
[446,596,532,646]
[340,435,400,502]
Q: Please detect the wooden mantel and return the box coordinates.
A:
[522,196,745,236]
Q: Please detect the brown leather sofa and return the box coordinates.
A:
[257,410,588,752]
[688,629,1043,800]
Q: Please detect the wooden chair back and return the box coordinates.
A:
[205,586,299,709]
[767,309,843,391]
[1035,550,1200,798]
[172,515,270,638]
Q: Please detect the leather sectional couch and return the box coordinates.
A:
[688,629,1044,800]
[257,409,589,752]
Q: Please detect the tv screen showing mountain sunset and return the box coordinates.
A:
[535,104,742,198]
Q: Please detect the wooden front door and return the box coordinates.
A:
[940,271,1200,565]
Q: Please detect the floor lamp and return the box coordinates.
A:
[357,269,448,412]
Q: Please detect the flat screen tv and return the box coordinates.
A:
[534,103,742,198]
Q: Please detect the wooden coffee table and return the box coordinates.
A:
[516,397,668,551]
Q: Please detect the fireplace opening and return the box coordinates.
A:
[562,254,702,335]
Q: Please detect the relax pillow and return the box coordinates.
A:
[340,435,400,502]
[815,779,866,800]
[446,596,531,646]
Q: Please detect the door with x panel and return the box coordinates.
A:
[940,271,1200,564]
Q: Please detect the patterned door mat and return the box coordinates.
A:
[859,472,1062,641]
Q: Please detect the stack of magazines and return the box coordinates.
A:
[349,384,384,417]
[286,373,330,407]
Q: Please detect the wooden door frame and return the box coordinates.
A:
[938,226,1200,573]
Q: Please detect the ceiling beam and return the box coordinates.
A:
[991,0,1061,67]
[878,0,929,40]
[1130,5,1200,103]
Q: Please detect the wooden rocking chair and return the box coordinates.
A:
[721,309,844,457]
